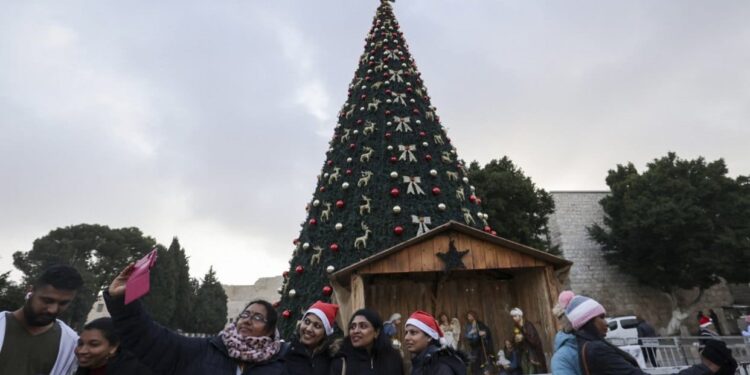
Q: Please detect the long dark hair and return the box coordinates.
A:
[346,308,393,354]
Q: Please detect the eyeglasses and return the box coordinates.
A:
[239,312,267,323]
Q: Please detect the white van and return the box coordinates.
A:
[606,316,640,345]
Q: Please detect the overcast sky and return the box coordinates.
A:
[2,1,748,285]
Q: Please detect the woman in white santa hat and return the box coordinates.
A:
[282,301,339,375]
[404,310,467,375]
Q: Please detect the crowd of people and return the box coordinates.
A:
[0,264,745,375]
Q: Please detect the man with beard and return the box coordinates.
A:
[0,264,83,375]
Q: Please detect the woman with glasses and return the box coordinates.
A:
[103,264,286,375]
[330,308,403,375]
[282,301,338,375]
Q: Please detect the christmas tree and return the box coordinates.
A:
[277,0,490,336]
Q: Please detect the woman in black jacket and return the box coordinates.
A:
[75,317,154,375]
[283,301,339,375]
[403,311,466,375]
[330,308,404,375]
[565,296,713,375]
[105,264,285,375]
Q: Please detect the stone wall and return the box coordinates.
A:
[548,191,734,335]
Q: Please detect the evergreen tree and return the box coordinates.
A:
[12,224,155,329]
[140,244,177,327]
[167,237,194,330]
[0,271,24,312]
[192,267,228,334]
[589,152,750,332]
[467,157,558,253]
[277,0,488,336]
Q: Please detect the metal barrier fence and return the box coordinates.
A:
[606,336,750,374]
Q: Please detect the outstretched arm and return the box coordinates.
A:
[105,264,206,375]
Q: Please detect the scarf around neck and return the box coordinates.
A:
[219,323,281,363]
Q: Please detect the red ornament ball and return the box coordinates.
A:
[385,110,392,116]
[432,187,441,196]
[484,226,492,233]
[389,156,398,164]
[385,132,392,139]
[469,195,477,203]
[330,243,339,252]
[360,94,367,100]
[336,200,345,209]
[309,218,318,226]
[390,188,400,198]
[345,169,353,175]
[491,230,498,236]
[385,89,392,95]
[319,187,326,193]
[356,119,363,125]
[323,286,333,296]
[349,143,356,150]
[326,160,333,166]
[406,87,413,93]
[424,154,433,161]
[293,238,300,245]
[394,226,404,235]
[282,310,292,319]
[295,265,304,274]
[412,108,420,114]
[419,131,427,137]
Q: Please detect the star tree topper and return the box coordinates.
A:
[436,240,470,272]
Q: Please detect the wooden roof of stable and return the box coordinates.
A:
[332,221,572,282]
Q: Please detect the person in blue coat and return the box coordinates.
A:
[104,264,285,375]
[550,290,581,375]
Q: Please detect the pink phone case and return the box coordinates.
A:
[124,249,158,304]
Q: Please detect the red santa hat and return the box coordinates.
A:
[305,301,339,336]
[405,311,444,343]
[699,316,713,328]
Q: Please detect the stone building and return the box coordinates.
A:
[547,191,743,335]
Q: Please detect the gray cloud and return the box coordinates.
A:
[2,0,749,284]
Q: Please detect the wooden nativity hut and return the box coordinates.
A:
[330,221,572,364]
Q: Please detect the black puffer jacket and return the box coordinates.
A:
[104,291,285,375]
[410,344,466,375]
[75,350,155,375]
[282,337,334,375]
[329,338,403,375]
[576,331,648,375]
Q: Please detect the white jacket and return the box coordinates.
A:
[0,312,78,375]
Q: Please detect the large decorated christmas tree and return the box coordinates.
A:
[277,0,492,336]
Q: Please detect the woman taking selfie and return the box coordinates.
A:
[104,264,285,375]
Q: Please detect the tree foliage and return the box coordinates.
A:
[10,225,217,332]
[588,153,750,293]
[467,157,558,253]
[12,224,156,329]
[192,267,228,334]
[0,271,24,312]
